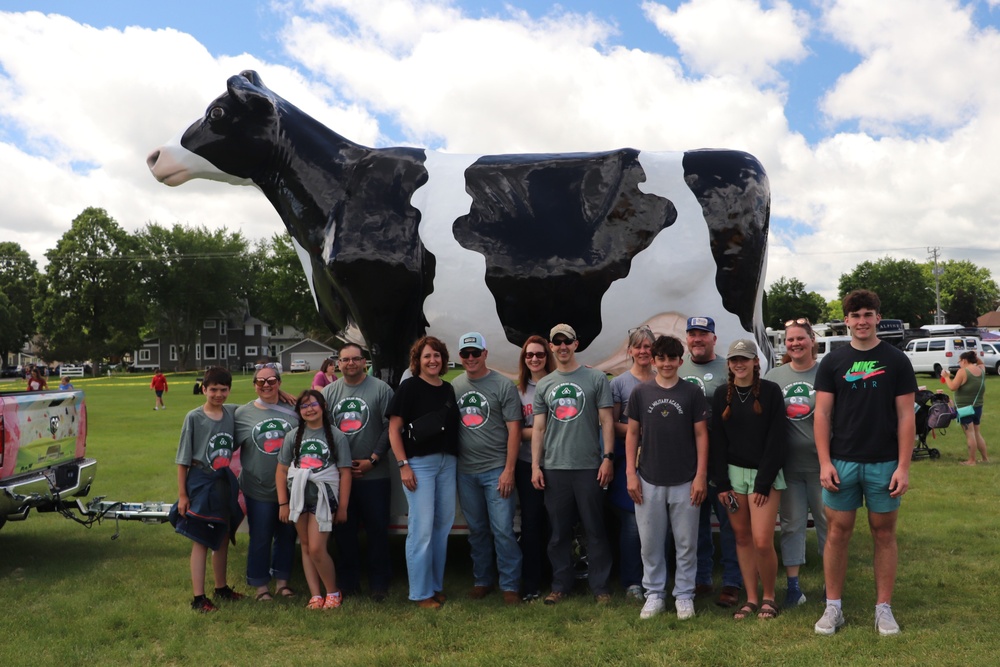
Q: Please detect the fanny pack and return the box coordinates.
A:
[404,402,452,445]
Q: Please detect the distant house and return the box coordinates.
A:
[977,310,1000,330]
[269,324,309,359]
[279,338,337,374]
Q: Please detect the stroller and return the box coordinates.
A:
[913,389,950,460]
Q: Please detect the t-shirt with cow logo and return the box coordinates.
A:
[763,362,820,474]
[322,376,394,481]
[175,404,239,471]
[681,354,728,423]
[452,370,522,474]
[278,425,353,506]
[533,366,613,470]
[235,402,299,501]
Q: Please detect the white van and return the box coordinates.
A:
[903,336,981,376]
[815,335,852,363]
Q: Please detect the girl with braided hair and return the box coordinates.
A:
[709,339,787,621]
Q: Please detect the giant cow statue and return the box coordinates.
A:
[148,70,771,386]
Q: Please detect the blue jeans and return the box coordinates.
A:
[515,459,549,595]
[402,453,457,601]
[614,506,643,589]
[693,494,742,589]
[244,494,297,587]
[333,477,392,594]
[458,466,522,592]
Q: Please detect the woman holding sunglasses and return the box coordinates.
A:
[235,366,300,601]
[764,318,828,608]
[515,335,555,601]
[710,339,787,620]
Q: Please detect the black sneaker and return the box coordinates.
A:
[192,596,218,612]
[214,585,245,601]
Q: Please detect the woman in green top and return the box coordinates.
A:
[941,351,989,465]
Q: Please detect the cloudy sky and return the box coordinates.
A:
[1,0,998,299]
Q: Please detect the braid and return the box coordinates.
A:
[752,365,762,415]
[722,369,735,421]
[292,426,305,466]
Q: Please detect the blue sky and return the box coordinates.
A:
[1,0,999,299]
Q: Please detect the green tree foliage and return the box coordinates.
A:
[246,233,325,336]
[838,256,934,325]
[0,241,40,361]
[34,208,145,367]
[823,298,845,322]
[764,277,826,329]
[928,260,999,323]
[136,223,248,371]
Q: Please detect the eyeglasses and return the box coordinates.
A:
[252,377,279,387]
[299,401,321,409]
[339,356,365,364]
[551,337,575,346]
[784,318,811,327]
[459,349,483,359]
[524,351,547,359]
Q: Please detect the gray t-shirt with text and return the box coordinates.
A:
[452,370,522,474]
[533,366,613,470]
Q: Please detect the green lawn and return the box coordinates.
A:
[1,371,998,666]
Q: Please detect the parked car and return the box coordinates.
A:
[0,366,20,378]
[979,341,1000,375]
[289,359,310,372]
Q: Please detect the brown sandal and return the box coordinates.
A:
[757,600,779,619]
[733,601,759,620]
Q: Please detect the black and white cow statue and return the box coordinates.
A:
[148,70,771,386]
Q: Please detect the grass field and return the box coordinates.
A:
[1,371,998,666]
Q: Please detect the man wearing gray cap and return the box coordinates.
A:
[453,332,524,605]
[681,316,743,607]
[531,324,616,605]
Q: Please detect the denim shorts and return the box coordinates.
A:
[960,405,983,427]
[822,459,900,513]
[727,464,786,495]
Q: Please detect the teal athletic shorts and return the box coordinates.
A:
[727,464,786,495]
[822,459,901,513]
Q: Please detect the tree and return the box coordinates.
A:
[246,233,325,336]
[34,208,145,368]
[929,259,999,323]
[0,241,40,362]
[763,277,826,329]
[822,298,844,323]
[136,223,248,370]
[838,257,934,325]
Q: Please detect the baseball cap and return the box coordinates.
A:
[458,332,486,351]
[686,316,715,333]
[726,339,758,359]
[549,324,577,340]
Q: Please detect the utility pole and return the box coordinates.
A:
[928,247,945,324]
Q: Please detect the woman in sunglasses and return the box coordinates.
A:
[710,339,787,620]
[515,335,555,601]
[764,318,828,608]
[234,366,300,601]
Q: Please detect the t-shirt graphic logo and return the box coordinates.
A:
[550,382,584,422]
[298,438,332,470]
[334,397,369,434]
[207,432,235,469]
[782,382,815,420]
[682,375,708,395]
[844,360,886,383]
[253,417,291,454]
[459,391,490,429]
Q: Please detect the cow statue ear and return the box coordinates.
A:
[227,72,273,113]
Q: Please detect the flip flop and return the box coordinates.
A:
[276,586,296,598]
[255,591,274,601]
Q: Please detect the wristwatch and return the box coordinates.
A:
[397,459,409,468]
[369,455,380,467]
[602,452,615,462]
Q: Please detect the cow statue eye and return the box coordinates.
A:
[208,106,225,120]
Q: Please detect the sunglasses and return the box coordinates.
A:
[299,400,321,409]
[725,492,739,513]
[524,351,547,359]
[628,325,652,335]
[551,337,575,346]
[252,377,279,387]
[784,318,811,327]
[459,348,484,359]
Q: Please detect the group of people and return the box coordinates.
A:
[170,288,924,637]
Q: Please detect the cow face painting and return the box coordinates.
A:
[149,71,772,386]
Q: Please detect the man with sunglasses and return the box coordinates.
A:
[452,332,524,604]
[681,316,743,608]
[322,343,395,601]
[531,324,616,605]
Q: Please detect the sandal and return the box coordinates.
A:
[276,585,296,598]
[255,590,274,602]
[757,600,779,620]
[733,601,759,620]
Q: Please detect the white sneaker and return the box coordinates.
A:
[625,584,644,601]
[815,604,845,635]
[675,598,695,620]
[875,603,900,636]
[640,597,666,619]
